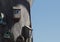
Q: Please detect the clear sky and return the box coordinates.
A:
[31,0,60,42]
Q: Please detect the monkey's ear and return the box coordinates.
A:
[22,26,32,39]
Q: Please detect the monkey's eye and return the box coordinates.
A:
[13,9,21,22]
[13,9,21,14]
[13,9,21,18]
[13,6,21,19]
[13,6,21,14]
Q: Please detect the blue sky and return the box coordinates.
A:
[31,0,60,42]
